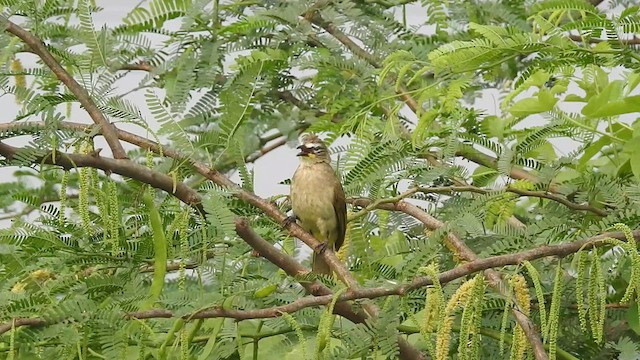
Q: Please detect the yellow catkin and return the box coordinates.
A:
[422,263,444,334]
[423,288,440,333]
[336,215,351,262]
[458,275,485,360]
[11,58,25,104]
[30,269,53,282]
[548,261,563,360]
[575,250,588,332]
[523,261,547,338]
[613,224,640,304]
[178,208,190,292]
[435,276,478,360]
[510,274,530,360]
[77,141,93,232]
[59,171,69,226]
[10,281,26,294]
[180,326,188,360]
[108,179,121,256]
[588,251,605,343]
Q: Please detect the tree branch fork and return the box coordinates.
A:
[0,220,636,336]
[0,7,622,358]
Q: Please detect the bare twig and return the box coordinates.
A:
[347,182,605,224]
[246,137,287,163]
[118,62,154,72]
[415,185,606,216]
[568,33,640,45]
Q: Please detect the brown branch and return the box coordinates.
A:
[199,160,423,357]
[415,185,606,216]
[0,142,202,209]
[3,226,637,342]
[0,128,425,358]
[0,318,47,336]
[351,197,550,359]
[454,146,557,189]
[400,201,550,359]
[119,62,154,72]
[276,90,342,123]
[348,181,606,223]
[234,218,424,359]
[245,137,287,163]
[568,33,640,46]
[3,20,128,159]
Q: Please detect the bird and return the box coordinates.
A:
[286,134,346,275]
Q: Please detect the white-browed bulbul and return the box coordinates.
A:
[287,134,346,275]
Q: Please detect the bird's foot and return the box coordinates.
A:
[283,214,298,227]
[315,242,328,254]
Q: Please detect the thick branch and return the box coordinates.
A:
[0,134,424,358]
[353,197,550,359]
[3,227,636,340]
[0,142,201,209]
[3,20,127,159]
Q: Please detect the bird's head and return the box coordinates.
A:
[297,134,330,164]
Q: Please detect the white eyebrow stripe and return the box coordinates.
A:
[304,143,323,148]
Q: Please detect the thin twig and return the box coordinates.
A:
[302,5,420,113]
[415,185,606,216]
[246,137,287,163]
[568,33,640,45]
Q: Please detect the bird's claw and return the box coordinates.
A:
[315,242,328,254]
[283,215,298,227]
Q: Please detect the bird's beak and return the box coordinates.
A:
[296,145,310,157]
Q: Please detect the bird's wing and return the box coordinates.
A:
[333,180,347,251]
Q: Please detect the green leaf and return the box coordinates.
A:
[627,303,640,336]
[626,72,640,95]
[623,137,640,181]
[589,96,640,117]
[509,90,557,117]
[579,137,611,167]
[582,80,625,117]
[472,166,499,187]
[481,115,505,140]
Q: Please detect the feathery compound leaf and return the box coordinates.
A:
[1,1,640,358]
[202,190,236,239]
[145,89,193,152]
[78,0,108,68]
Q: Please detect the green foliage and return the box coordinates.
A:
[1,0,640,359]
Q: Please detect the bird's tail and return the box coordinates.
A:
[312,253,331,275]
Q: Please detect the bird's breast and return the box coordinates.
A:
[290,165,337,223]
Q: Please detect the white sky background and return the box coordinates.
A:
[0,1,635,226]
